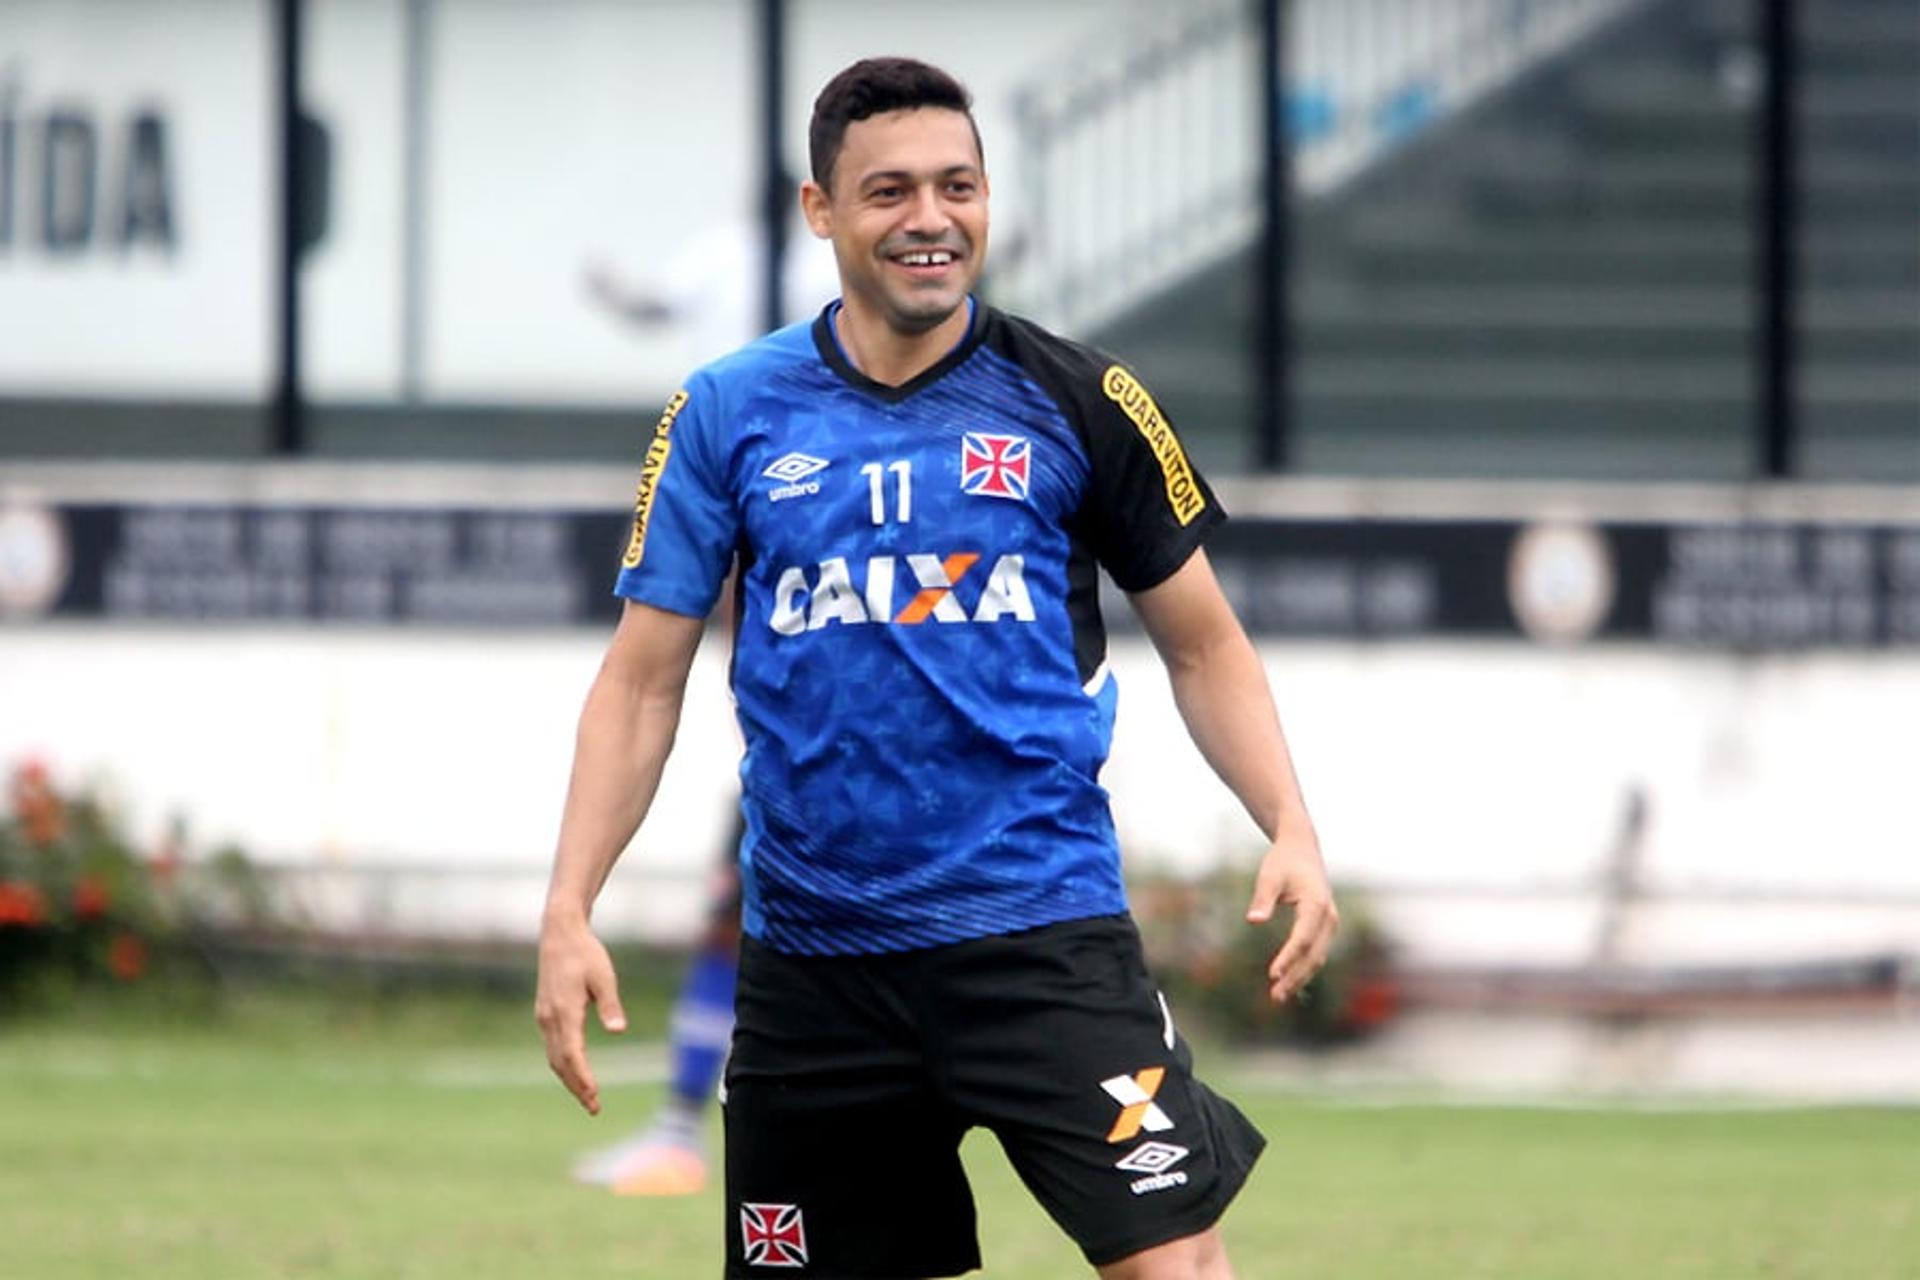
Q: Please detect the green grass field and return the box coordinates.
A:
[3,1001,1916,1279]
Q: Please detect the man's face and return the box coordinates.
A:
[803,107,989,335]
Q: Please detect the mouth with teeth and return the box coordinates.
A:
[886,245,963,281]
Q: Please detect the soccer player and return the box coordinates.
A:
[538,56,1337,1279]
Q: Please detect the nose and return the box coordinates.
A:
[901,182,950,236]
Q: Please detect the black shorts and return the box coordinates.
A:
[721,914,1265,1277]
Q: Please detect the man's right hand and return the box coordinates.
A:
[535,913,628,1116]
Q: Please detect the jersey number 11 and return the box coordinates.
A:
[861,460,912,525]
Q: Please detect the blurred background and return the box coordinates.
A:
[1,2,1917,1273]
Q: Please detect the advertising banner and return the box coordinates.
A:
[3,496,1917,648]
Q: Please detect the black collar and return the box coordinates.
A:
[810,299,988,404]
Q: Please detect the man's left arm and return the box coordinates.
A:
[1131,547,1339,1004]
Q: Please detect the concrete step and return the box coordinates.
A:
[1800,74,1920,115]
[1462,164,1918,221]
[1139,387,1916,484]
[1290,320,1920,366]
[1572,88,1920,156]
[1148,355,1916,438]
[1286,358,1919,407]
[1797,415,1920,483]
[1688,0,1920,60]
[1328,209,1740,251]
[1288,398,1916,480]
[1295,357,1749,401]
[1335,234,1918,292]
[1290,284,1919,330]
[1291,403,1754,480]
[1333,199,1920,247]
[1332,218,1911,258]
[1570,62,1919,127]
[1136,297,1918,373]
[1464,150,1916,194]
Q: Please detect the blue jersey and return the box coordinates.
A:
[614,300,1222,955]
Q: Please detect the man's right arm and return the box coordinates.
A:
[536,598,708,1116]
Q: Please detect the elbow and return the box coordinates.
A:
[583,661,688,730]
[1165,620,1253,680]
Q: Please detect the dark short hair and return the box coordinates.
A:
[808,57,982,190]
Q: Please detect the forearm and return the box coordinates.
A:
[1165,628,1312,842]
[541,667,684,926]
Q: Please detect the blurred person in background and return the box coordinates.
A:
[538,56,1335,1279]
[581,178,841,367]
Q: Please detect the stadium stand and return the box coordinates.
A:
[1080,0,1919,479]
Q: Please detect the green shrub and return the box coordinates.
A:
[1133,865,1398,1046]
[0,759,269,1012]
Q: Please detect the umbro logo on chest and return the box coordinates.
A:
[762,453,829,503]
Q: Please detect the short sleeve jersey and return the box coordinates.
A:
[615,300,1223,955]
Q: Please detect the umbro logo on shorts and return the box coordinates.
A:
[1115,1140,1192,1196]
[1101,1067,1174,1143]
[740,1202,808,1267]
[1115,1141,1189,1175]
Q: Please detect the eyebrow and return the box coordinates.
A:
[857,164,982,191]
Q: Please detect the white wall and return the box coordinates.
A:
[303,0,408,399]
[0,0,273,398]
[418,0,758,403]
[0,0,1171,404]
[2,622,1916,959]
[413,0,1117,403]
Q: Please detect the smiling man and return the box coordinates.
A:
[536,57,1337,1279]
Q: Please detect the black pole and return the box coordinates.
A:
[272,0,304,454]
[758,0,788,335]
[1255,0,1291,471]
[1757,0,1798,479]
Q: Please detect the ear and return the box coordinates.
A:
[800,180,833,240]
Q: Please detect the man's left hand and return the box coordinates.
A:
[1244,824,1339,1004]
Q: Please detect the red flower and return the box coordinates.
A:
[10,760,67,847]
[149,835,183,889]
[73,875,111,921]
[24,801,66,845]
[108,934,148,981]
[0,880,48,928]
[1343,976,1401,1031]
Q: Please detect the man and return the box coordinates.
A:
[538,57,1336,1279]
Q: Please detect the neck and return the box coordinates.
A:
[834,293,972,386]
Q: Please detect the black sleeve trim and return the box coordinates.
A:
[982,308,1227,593]
[1118,502,1225,594]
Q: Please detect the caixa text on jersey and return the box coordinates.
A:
[768,552,1037,633]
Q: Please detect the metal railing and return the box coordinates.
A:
[1002,0,1258,332]
[999,0,1645,333]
